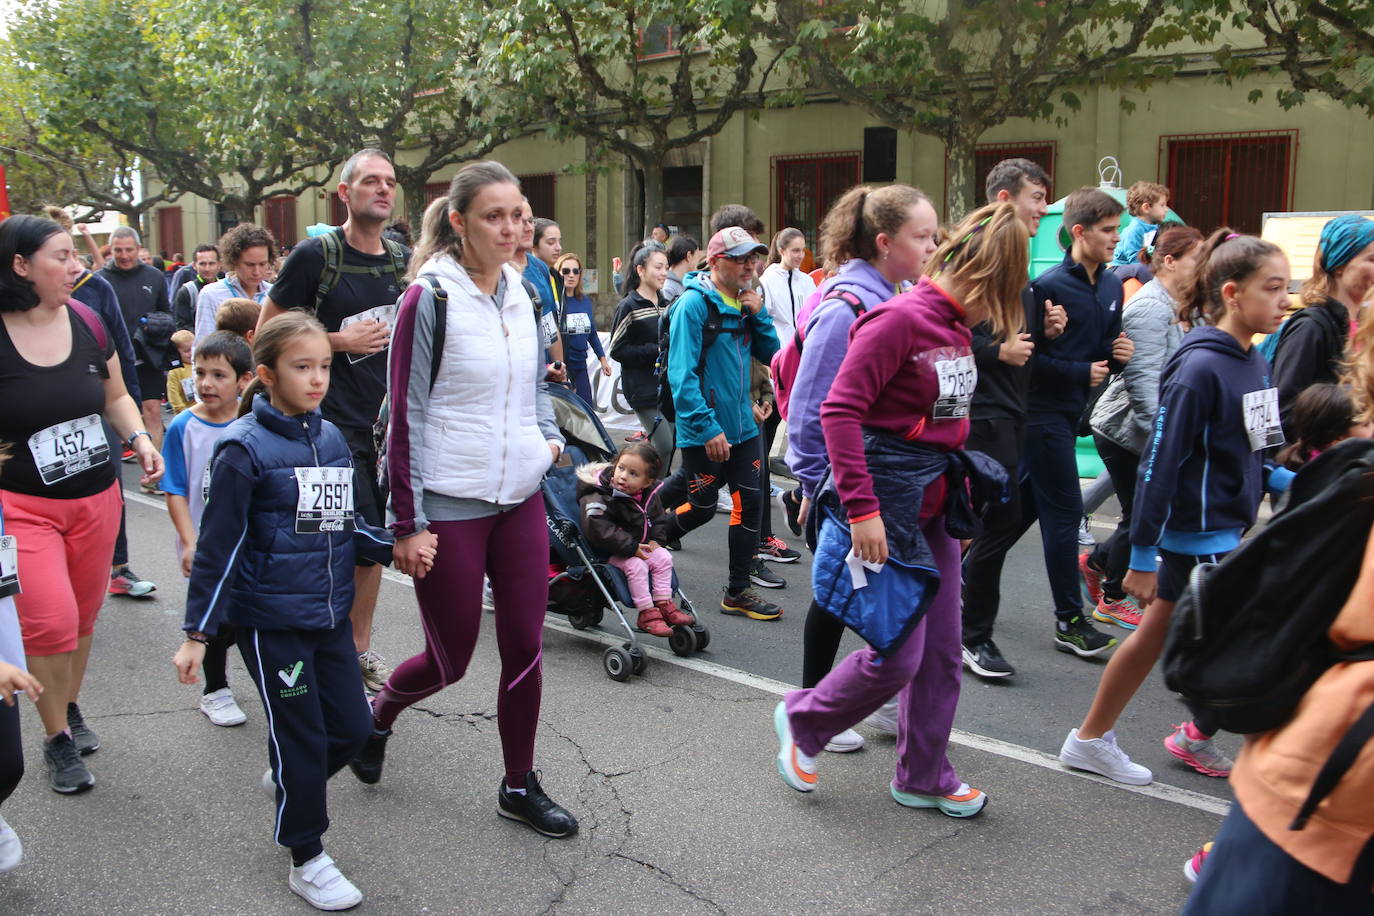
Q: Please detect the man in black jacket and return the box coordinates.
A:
[100,226,171,451]
[171,245,222,332]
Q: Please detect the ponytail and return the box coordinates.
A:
[1178,229,1282,328]
[818,184,929,270]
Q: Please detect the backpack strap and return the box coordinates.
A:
[314,229,344,314]
[67,299,108,352]
[796,286,867,355]
[1289,693,1374,830]
[381,237,408,284]
[414,273,448,392]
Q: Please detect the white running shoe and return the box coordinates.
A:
[716,490,735,513]
[482,577,495,613]
[199,688,247,727]
[262,769,277,800]
[0,817,22,874]
[289,852,363,911]
[863,698,900,735]
[1058,728,1153,785]
[823,728,865,753]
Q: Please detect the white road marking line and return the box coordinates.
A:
[128,487,1229,818]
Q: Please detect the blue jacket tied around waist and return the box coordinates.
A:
[809,431,1007,658]
[184,395,394,636]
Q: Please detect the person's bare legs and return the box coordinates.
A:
[1077,598,1175,739]
[25,652,75,736]
[351,565,383,653]
[67,635,93,707]
[140,400,164,451]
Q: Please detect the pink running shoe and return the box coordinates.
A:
[1164,723,1233,777]
[1078,550,1104,606]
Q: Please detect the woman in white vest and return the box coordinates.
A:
[352,161,579,839]
[759,228,818,346]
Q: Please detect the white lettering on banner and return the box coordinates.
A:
[27,414,110,486]
[340,304,397,363]
[1243,388,1284,452]
[294,466,355,534]
[583,333,639,427]
[933,355,977,420]
[0,535,19,598]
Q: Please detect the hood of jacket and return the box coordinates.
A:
[816,259,899,311]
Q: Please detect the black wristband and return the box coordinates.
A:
[185,633,209,644]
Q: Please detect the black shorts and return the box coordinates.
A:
[135,362,165,405]
[339,424,385,564]
[1157,548,1232,603]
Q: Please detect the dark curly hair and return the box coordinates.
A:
[217,223,278,270]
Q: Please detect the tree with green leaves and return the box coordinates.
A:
[490,0,793,241]
[1214,1,1374,112]
[771,0,1193,218]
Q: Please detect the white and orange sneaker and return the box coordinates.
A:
[890,781,988,818]
[773,701,817,792]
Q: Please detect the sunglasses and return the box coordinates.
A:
[561,267,581,275]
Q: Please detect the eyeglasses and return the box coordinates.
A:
[724,253,761,264]
[561,267,581,275]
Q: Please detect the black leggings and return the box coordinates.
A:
[660,437,763,592]
[0,701,21,809]
[202,626,237,695]
[758,411,782,543]
[1090,434,1139,601]
[802,600,846,688]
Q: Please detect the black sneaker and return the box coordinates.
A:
[349,730,390,785]
[961,640,1015,679]
[747,559,786,589]
[44,733,94,794]
[756,535,802,564]
[768,456,793,479]
[720,587,784,620]
[497,772,579,838]
[66,703,99,755]
[778,488,803,538]
[665,537,683,551]
[1053,616,1118,658]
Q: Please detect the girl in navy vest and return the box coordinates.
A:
[1062,231,1291,787]
[173,312,398,912]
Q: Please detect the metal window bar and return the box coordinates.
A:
[1159,130,1297,235]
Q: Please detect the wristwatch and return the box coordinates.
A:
[126,430,153,449]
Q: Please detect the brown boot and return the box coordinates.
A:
[655,599,694,627]
[636,606,672,637]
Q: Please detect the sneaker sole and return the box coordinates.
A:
[823,737,865,754]
[890,784,988,818]
[495,803,579,838]
[1184,858,1202,884]
[776,495,803,538]
[1163,737,1231,778]
[774,702,816,792]
[755,553,800,564]
[960,647,1014,679]
[747,575,786,589]
[720,602,782,620]
[48,771,94,794]
[1057,749,1153,785]
[1091,608,1140,631]
[1053,636,1117,658]
[202,710,247,727]
[288,874,362,911]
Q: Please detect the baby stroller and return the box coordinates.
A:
[543,385,710,681]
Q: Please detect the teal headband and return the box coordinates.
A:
[1319,214,1374,274]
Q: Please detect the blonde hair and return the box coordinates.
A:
[170,329,194,350]
[215,297,262,338]
[1344,308,1374,423]
[924,202,1029,340]
[237,312,328,417]
[1126,181,1169,216]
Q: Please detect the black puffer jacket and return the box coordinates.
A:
[608,290,665,410]
[576,462,670,559]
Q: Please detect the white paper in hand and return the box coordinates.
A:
[846,548,885,589]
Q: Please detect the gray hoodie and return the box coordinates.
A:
[1090,278,1183,454]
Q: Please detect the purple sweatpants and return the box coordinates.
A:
[785,515,964,796]
[609,549,674,609]
[372,496,548,787]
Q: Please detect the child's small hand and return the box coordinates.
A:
[180,544,197,579]
[173,638,207,685]
[0,661,43,706]
[636,542,654,559]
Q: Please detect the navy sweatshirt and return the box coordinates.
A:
[1026,252,1124,423]
[1129,327,1279,570]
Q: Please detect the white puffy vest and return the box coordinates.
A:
[421,259,551,505]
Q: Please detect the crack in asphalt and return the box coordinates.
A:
[872,825,966,883]
[612,852,728,915]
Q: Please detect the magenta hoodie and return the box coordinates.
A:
[819,277,974,520]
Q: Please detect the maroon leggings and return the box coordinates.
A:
[372,496,549,786]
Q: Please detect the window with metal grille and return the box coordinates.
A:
[424,182,448,207]
[1160,130,1296,235]
[521,173,556,221]
[215,204,237,240]
[773,152,862,255]
[264,195,297,250]
[330,193,348,226]
[973,142,1055,201]
[157,206,183,259]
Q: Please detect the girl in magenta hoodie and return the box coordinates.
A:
[773,203,1030,815]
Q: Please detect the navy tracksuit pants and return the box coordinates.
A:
[239,623,371,861]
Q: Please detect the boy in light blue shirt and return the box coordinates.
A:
[1112,181,1171,267]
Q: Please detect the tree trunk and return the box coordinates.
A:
[225,197,257,225]
[397,172,427,229]
[584,139,599,295]
[943,131,980,223]
[621,156,640,259]
[641,158,665,240]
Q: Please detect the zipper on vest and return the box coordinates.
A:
[305,418,336,628]
[496,295,515,499]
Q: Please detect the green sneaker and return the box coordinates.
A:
[1053,616,1117,658]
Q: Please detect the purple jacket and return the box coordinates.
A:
[784,259,901,499]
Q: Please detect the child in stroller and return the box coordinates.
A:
[577,443,695,637]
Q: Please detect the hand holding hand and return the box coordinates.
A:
[395,529,439,579]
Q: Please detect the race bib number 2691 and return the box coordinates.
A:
[294,467,355,534]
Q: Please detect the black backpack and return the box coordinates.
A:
[314,228,408,312]
[134,310,178,372]
[1163,437,1374,736]
[654,290,746,424]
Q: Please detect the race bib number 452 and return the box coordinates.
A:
[294,467,355,534]
[28,414,109,486]
[1243,388,1285,452]
[933,355,977,420]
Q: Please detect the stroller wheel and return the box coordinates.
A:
[691,624,711,651]
[568,610,597,630]
[669,625,698,657]
[629,645,647,675]
[602,646,632,682]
